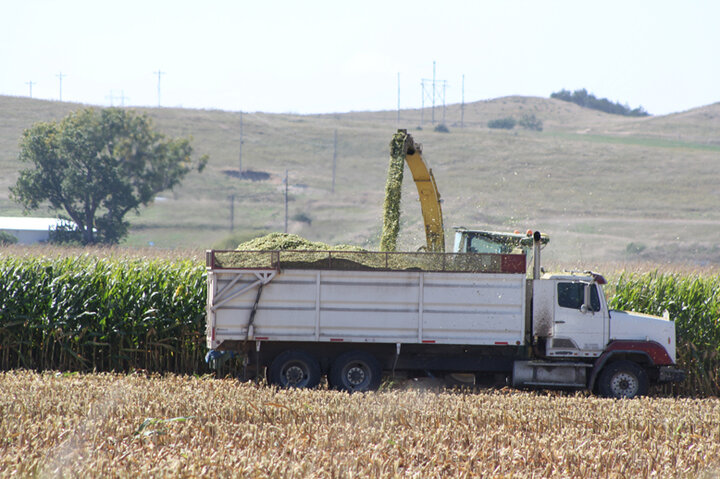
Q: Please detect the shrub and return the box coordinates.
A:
[518,113,543,131]
[0,231,18,246]
[488,117,516,129]
[291,212,312,225]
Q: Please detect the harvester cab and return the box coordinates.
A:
[453,228,549,255]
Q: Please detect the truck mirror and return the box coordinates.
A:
[582,283,593,314]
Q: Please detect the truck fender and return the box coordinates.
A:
[588,341,671,391]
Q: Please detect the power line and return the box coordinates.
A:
[154,69,165,107]
[332,129,338,193]
[57,72,67,102]
[397,72,401,126]
[283,169,289,233]
[229,194,235,231]
[238,111,244,172]
[118,90,129,107]
[25,80,36,98]
[461,74,465,128]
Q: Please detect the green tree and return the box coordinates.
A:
[11,108,207,244]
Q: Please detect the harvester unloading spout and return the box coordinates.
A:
[380,129,445,252]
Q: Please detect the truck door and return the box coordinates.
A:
[546,281,607,358]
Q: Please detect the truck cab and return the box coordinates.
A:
[520,271,682,397]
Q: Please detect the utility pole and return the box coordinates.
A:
[461,74,465,128]
[332,129,338,193]
[118,90,129,107]
[442,80,447,125]
[57,72,66,101]
[229,194,235,231]
[26,80,36,98]
[238,111,243,173]
[420,80,425,126]
[397,72,400,126]
[283,169,289,233]
[432,60,436,125]
[154,69,165,107]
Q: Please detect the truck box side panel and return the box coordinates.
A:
[209,268,526,347]
[319,271,420,340]
[422,273,526,344]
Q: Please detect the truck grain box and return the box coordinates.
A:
[205,234,684,398]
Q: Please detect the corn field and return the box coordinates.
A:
[608,271,720,397]
[1,370,719,478]
[1,251,719,396]
[0,254,207,374]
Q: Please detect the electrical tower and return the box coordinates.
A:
[420,61,446,125]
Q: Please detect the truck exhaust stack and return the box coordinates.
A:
[533,230,542,279]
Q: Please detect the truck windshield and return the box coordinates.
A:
[557,283,601,312]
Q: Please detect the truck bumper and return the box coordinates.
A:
[658,366,685,384]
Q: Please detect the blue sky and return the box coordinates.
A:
[1,0,717,115]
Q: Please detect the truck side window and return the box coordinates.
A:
[557,283,600,312]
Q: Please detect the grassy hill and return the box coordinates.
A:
[1,94,719,267]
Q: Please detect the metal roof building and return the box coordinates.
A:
[0,217,76,245]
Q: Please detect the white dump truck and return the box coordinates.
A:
[205,233,684,398]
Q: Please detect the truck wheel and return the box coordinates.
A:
[598,360,648,399]
[329,351,382,392]
[268,350,321,389]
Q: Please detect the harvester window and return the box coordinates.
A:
[557,283,600,312]
[467,235,512,254]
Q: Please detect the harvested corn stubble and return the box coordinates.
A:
[2,371,720,478]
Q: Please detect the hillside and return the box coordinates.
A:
[1,95,719,267]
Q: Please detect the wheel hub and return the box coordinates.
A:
[285,365,306,385]
[610,372,638,398]
[346,365,366,386]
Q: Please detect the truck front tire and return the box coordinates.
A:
[268,350,321,389]
[598,360,648,399]
[329,351,382,392]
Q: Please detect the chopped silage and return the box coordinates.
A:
[210,232,518,273]
[379,131,407,252]
[236,232,364,252]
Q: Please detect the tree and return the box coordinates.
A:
[11,108,207,244]
[550,88,650,117]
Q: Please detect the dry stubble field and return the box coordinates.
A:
[1,371,719,478]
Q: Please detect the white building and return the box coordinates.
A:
[0,217,76,245]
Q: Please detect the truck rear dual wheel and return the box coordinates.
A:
[329,351,382,392]
[268,350,321,389]
[598,360,649,399]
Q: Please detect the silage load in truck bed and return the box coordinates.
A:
[208,233,526,273]
[236,232,365,252]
